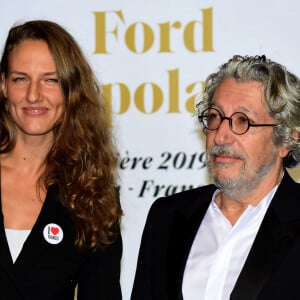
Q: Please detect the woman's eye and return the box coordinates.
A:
[12,77,26,82]
[46,78,59,83]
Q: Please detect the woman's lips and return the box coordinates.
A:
[23,107,49,116]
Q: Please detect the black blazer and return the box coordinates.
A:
[0,184,122,300]
[131,171,300,300]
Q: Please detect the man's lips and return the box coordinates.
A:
[213,154,241,163]
[209,145,244,164]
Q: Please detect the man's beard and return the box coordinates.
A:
[207,145,278,201]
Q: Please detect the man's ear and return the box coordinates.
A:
[279,130,299,159]
[278,146,289,159]
[292,130,299,141]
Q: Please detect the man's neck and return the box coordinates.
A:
[215,170,284,225]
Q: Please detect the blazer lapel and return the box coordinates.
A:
[0,187,54,291]
[231,172,300,300]
[0,202,14,273]
[166,186,215,299]
[11,185,61,277]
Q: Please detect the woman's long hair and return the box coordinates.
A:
[0,20,122,250]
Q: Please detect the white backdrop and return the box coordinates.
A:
[1,1,300,299]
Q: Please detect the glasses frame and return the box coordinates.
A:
[198,107,278,135]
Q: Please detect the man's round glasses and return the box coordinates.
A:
[198,107,278,135]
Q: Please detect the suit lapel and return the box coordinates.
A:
[230,209,294,300]
[166,186,215,299]
[231,172,300,300]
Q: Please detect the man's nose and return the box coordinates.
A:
[213,118,235,145]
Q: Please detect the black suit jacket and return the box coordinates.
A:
[131,171,300,300]
[0,184,122,300]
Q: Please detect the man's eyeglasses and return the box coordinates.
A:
[198,107,278,135]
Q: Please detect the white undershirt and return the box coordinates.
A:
[5,228,31,263]
[182,185,278,300]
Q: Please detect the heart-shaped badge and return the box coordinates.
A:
[51,227,59,235]
[43,223,63,245]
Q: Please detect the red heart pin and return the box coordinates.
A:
[51,227,59,235]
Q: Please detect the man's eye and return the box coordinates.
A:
[208,113,220,120]
[237,115,249,124]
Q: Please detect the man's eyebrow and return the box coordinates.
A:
[211,103,258,116]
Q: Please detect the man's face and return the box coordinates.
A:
[206,78,288,199]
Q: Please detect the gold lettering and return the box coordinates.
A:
[184,7,214,52]
[102,69,206,117]
[94,10,125,54]
[168,69,180,112]
[102,82,130,117]
[125,22,154,53]
[202,7,213,51]
[185,81,205,113]
[159,21,181,53]
[134,83,163,113]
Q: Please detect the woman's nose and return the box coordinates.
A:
[27,81,41,103]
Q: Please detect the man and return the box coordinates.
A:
[131,55,300,300]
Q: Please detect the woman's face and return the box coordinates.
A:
[1,39,65,138]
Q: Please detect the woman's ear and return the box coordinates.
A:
[1,73,7,97]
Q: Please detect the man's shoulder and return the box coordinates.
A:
[149,184,216,214]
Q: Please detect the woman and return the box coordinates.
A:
[0,20,122,299]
